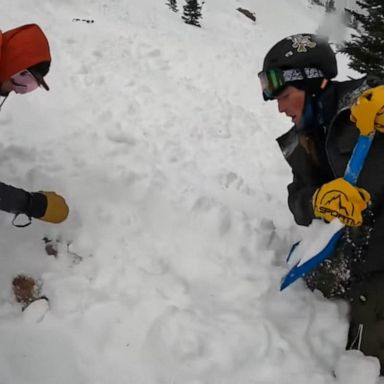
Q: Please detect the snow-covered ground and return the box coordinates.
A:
[0,0,381,383]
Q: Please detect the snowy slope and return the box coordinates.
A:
[0,1,380,383]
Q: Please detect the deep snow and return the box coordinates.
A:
[0,0,381,383]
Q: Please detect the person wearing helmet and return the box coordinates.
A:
[259,34,384,373]
[0,24,68,225]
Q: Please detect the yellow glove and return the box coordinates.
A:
[312,178,370,227]
[39,192,69,223]
[25,191,69,224]
[350,85,384,135]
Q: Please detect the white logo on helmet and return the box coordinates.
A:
[287,35,317,53]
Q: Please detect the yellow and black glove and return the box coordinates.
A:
[27,191,69,224]
[350,85,384,135]
[312,178,370,227]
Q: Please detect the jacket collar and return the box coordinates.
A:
[276,77,369,159]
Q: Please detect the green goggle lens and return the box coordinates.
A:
[258,67,324,101]
[258,69,286,100]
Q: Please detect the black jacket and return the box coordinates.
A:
[277,77,384,297]
[0,181,46,220]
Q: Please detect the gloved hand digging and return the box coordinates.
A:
[350,85,384,135]
[312,178,370,227]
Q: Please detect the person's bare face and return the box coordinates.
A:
[276,86,306,126]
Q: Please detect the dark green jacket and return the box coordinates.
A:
[277,77,384,297]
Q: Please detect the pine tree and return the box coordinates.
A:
[166,0,178,13]
[182,0,203,27]
[341,0,384,78]
[325,0,335,12]
[344,8,358,29]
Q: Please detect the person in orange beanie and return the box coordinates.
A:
[0,24,68,226]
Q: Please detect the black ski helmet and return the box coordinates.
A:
[260,34,337,99]
[263,33,337,77]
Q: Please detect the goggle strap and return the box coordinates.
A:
[282,68,324,83]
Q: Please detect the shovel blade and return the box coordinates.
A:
[280,228,344,290]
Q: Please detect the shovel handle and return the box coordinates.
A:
[344,134,374,185]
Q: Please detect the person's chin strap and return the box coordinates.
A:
[297,79,329,132]
[0,95,8,111]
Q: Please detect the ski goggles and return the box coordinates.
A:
[258,67,324,100]
[10,70,40,94]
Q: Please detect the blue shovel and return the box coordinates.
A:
[280,132,375,291]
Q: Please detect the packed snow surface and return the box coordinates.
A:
[0,0,381,383]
